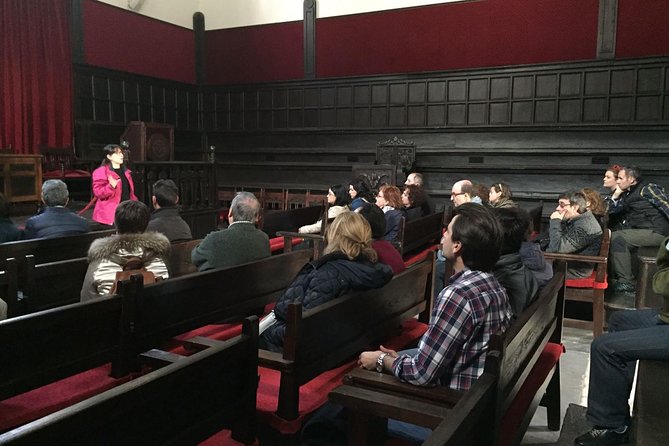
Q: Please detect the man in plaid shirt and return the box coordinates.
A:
[359,203,512,442]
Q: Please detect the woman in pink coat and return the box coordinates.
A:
[92,144,137,226]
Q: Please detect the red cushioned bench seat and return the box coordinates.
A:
[256,319,428,435]
[403,244,439,268]
[269,236,304,253]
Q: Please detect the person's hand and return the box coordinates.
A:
[358,350,382,370]
[379,345,398,357]
[550,211,563,220]
[612,185,624,199]
[108,175,119,189]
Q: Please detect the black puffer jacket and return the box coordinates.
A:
[262,252,393,351]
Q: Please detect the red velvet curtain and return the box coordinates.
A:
[0,0,73,154]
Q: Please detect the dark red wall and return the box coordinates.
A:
[616,0,669,58]
[316,0,599,78]
[205,21,303,85]
[83,0,195,84]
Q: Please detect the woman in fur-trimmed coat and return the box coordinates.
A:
[80,201,171,302]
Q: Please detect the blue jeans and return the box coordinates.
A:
[586,309,669,427]
[387,348,432,443]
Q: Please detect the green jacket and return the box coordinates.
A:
[652,236,669,323]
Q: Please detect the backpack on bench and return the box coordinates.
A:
[109,255,161,294]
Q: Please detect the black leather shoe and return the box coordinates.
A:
[574,427,629,446]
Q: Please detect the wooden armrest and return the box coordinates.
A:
[139,349,187,369]
[330,384,451,428]
[543,252,607,264]
[258,348,295,371]
[277,231,324,241]
[343,368,464,406]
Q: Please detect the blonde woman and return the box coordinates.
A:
[261,212,393,352]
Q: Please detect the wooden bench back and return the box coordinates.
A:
[117,250,312,369]
[6,255,89,317]
[167,238,201,277]
[398,211,444,256]
[493,262,565,422]
[0,229,115,271]
[270,252,435,420]
[0,296,122,400]
[259,205,323,237]
[0,318,260,446]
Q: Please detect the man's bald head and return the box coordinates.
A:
[451,180,473,207]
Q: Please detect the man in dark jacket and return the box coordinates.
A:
[608,166,669,294]
[23,179,90,239]
[547,191,603,279]
[146,179,192,242]
[492,207,539,317]
[191,191,269,271]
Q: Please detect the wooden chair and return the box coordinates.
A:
[544,229,610,337]
[39,146,92,201]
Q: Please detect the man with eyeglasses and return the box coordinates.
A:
[450,179,475,206]
[546,190,602,279]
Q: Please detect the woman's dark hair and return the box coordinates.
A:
[490,182,513,200]
[450,203,503,272]
[100,144,123,167]
[114,200,150,234]
[330,184,350,207]
[403,184,427,208]
[349,179,375,202]
[356,203,386,239]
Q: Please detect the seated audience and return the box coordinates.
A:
[0,192,20,243]
[375,185,405,245]
[575,236,669,446]
[602,164,623,230]
[357,203,405,274]
[23,179,90,239]
[80,200,170,302]
[405,171,432,213]
[348,179,375,211]
[191,192,269,272]
[146,179,192,242]
[402,184,429,221]
[299,184,349,234]
[450,179,475,206]
[471,183,491,205]
[358,203,512,443]
[608,166,669,294]
[492,207,539,316]
[547,191,603,279]
[581,187,607,226]
[489,182,517,208]
[261,212,393,352]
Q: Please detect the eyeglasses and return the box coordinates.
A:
[557,202,570,208]
[451,192,466,197]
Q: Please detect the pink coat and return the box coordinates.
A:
[92,165,137,225]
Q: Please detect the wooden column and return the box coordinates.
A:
[597,0,618,59]
[303,0,317,79]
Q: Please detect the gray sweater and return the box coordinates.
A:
[547,210,603,278]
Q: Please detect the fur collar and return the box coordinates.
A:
[88,232,170,262]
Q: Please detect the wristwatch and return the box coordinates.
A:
[376,353,388,373]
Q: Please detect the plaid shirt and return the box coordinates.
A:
[392,268,512,391]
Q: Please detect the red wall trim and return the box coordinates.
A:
[316,0,599,78]
[82,0,195,84]
[616,0,669,58]
[205,21,303,85]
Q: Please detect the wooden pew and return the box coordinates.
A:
[544,229,610,337]
[0,229,115,270]
[259,205,323,239]
[398,211,444,267]
[0,250,311,405]
[256,252,436,435]
[0,318,260,446]
[632,360,669,446]
[5,255,89,317]
[168,238,201,277]
[328,262,566,446]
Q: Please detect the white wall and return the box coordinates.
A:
[94,0,467,30]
